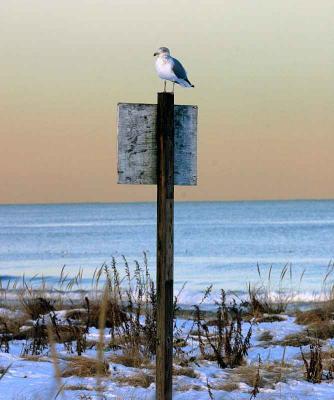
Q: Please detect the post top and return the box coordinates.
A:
[157,91,174,95]
[117,102,197,109]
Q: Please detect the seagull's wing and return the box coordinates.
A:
[171,57,188,81]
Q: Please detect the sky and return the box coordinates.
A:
[1,0,333,204]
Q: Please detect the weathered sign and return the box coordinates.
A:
[117,103,197,185]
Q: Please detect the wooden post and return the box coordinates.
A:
[156,92,174,400]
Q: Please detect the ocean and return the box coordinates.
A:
[0,200,333,304]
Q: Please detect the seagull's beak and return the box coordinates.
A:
[153,52,158,56]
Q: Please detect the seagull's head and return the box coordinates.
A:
[153,47,170,57]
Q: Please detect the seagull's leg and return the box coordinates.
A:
[164,80,166,92]
[172,82,175,94]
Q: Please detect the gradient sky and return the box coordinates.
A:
[1,0,333,204]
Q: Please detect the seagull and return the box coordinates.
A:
[154,47,194,92]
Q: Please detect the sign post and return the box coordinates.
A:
[117,94,198,400]
[156,92,174,399]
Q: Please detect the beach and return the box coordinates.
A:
[1,200,334,399]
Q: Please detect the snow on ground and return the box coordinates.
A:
[1,313,334,400]
[248,315,304,363]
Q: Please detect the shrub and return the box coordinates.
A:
[193,289,252,369]
[300,341,323,383]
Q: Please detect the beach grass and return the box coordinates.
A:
[1,257,334,399]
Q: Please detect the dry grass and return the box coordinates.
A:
[61,356,109,378]
[0,313,30,337]
[258,330,274,343]
[260,361,303,384]
[64,308,87,320]
[295,264,334,343]
[245,264,296,318]
[88,299,127,329]
[319,348,334,359]
[64,384,92,391]
[210,382,239,392]
[323,359,334,374]
[269,295,334,347]
[86,339,98,349]
[228,361,303,389]
[53,325,86,343]
[109,350,151,368]
[230,364,264,388]
[255,314,286,323]
[173,366,198,378]
[295,307,331,325]
[5,259,334,397]
[115,372,154,388]
[308,321,334,340]
[176,383,205,392]
[21,355,49,362]
[19,296,56,320]
[274,331,315,347]
[108,335,133,351]
[316,347,334,372]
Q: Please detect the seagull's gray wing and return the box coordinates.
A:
[171,57,188,80]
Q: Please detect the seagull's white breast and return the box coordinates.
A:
[155,57,176,81]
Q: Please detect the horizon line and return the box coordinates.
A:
[1,197,334,207]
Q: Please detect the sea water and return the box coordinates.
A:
[0,200,333,304]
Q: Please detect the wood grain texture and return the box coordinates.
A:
[156,92,174,400]
[117,102,197,185]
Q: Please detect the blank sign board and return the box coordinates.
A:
[117,103,197,185]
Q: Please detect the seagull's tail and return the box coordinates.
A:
[177,78,195,88]
[185,78,194,88]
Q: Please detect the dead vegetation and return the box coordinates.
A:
[318,347,334,372]
[258,330,274,343]
[173,366,198,378]
[193,288,252,369]
[88,299,127,329]
[275,321,334,348]
[243,264,296,318]
[307,321,334,340]
[298,341,334,383]
[0,319,10,352]
[61,356,109,378]
[274,331,315,347]
[209,381,239,392]
[64,384,93,391]
[109,350,151,368]
[295,305,334,341]
[0,363,11,380]
[300,341,323,383]
[255,314,286,323]
[177,383,204,392]
[295,307,332,325]
[280,272,334,346]
[20,296,56,320]
[1,258,334,397]
[115,372,154,388]
[21,355,50,362]
[0,255,159,361]
[228,360,303,389]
